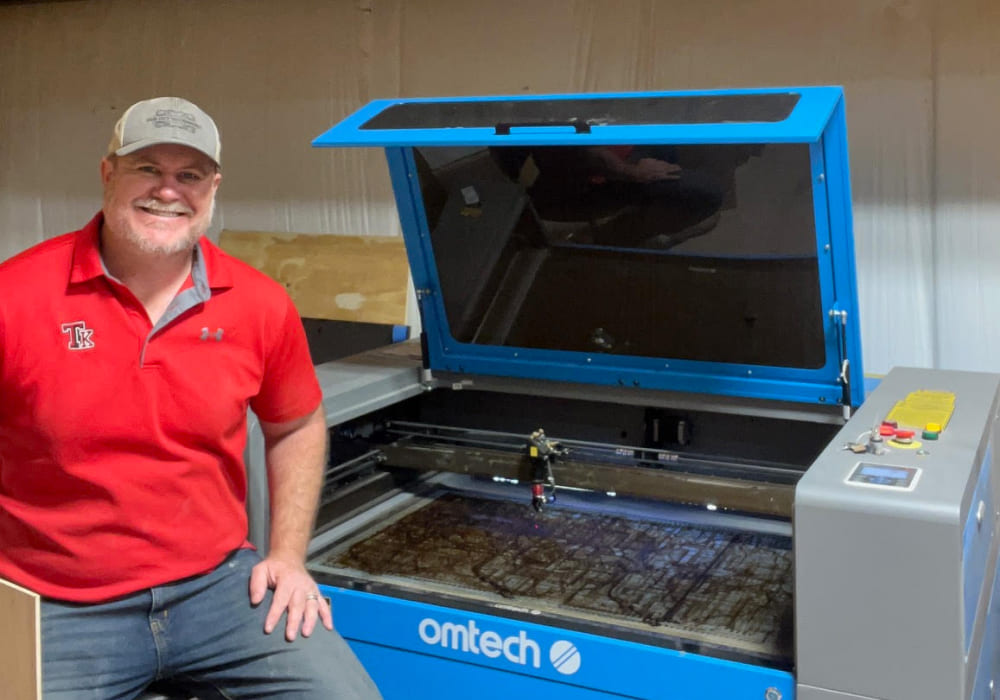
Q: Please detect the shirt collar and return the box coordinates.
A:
[68,212,234,292]
[68,212,106,284]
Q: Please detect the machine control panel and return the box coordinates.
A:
[843,389,956,457]
[846,462,921,490]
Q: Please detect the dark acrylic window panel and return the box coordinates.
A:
[363,94,800,130]
[415,142,825,369]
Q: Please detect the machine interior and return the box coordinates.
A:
[306,383,839,671]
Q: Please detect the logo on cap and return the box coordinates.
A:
[148,109,200,135]
[110,97,221,166]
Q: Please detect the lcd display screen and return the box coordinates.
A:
[848,463,919,489]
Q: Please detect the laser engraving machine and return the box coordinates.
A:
[285,87,1000,700]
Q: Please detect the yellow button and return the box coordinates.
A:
[925,422,942,432]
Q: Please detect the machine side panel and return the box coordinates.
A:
[964,446,996,651]
[323,587,795,700]
[969,547,1000,700]
[797,685,874,700]
[795,501,960,698]
[796,367,1000,700]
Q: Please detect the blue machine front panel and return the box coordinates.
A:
[323,586,795,700]
[314,87,863,408]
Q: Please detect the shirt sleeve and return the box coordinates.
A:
[250,293,322,423]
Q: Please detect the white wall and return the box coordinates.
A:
[1,0,998,374]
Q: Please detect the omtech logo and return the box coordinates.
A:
[417,618,582,675]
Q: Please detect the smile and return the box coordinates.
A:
[138,206,187,218]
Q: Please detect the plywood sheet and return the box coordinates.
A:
[219,230,409,325]
[0,578,41,700]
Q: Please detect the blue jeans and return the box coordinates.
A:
[40,549,382,699]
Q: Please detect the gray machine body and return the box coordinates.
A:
[796,366,1000,700]
[245,343,425,553]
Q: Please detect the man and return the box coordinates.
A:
[0,97,382,699]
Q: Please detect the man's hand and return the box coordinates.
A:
[249,553,333,642]
[254,406,329,642]
[630,157,682,183]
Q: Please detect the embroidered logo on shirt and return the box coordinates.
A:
[61,321,95,350]
[200,327,224,342]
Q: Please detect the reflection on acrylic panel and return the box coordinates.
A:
[414,142,825,368]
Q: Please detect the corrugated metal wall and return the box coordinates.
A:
[1,0,998,374]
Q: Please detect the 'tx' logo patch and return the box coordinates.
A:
[61,321,95,350]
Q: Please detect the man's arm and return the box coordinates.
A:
[589,146,681,183]
[248,404,332,641]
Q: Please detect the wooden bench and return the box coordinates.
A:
[0,578,40,699]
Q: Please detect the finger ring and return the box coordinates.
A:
[306,594,320,601]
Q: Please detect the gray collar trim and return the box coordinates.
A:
[100,243,213,335]
[154,244,211,333]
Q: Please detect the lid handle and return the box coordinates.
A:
[494,121,591,135]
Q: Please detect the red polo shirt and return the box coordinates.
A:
[0,213,322,602]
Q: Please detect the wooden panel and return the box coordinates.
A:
[219,231,409,325]
[0,578,40,700]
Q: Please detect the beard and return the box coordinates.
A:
[104,191,216,256]
[124,197,215,255]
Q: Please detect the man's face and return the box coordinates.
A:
[101,144,221,256]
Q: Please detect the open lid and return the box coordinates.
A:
[314,87,863,409]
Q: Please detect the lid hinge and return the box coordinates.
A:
[829,308,851,419]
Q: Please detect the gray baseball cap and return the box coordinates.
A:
[108,97,221,167]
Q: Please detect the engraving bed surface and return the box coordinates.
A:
[317,493,792,661]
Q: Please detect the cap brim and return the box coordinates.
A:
[115,137,221,168]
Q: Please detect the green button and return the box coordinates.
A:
[922,430,939,440]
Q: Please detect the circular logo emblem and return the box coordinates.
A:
[549,640,582,675]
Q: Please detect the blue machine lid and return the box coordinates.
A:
[314,87,863,409]
[313,87,843,148]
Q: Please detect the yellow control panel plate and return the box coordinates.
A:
[884,390,955,431]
